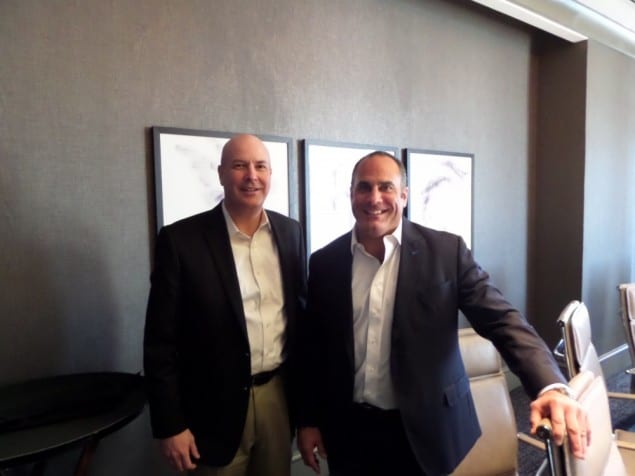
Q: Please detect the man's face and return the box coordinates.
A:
[218,136,272,214]
[351,154,408,243]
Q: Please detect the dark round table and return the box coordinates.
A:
[0,372,146,476]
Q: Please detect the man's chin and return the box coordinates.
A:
[225,197,266,212]
[357,223,387,240]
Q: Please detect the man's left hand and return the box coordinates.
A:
[529,389,590,459]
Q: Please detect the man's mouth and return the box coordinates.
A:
[365,209,384,216]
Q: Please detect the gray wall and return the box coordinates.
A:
[582,40,635,372]
[528,36,635,364]
[1,0,634,475]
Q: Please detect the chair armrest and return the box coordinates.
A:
[615,429,635,443]
[616,440,635,451]
[517,431,546,451]
[607,391,635,400]
[616,438,635,469]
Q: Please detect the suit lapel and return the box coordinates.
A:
[268,213,293,310]
[394,219,430,319]
[331,234,356,373]
[268,213,300,350]
[201,205,249,339]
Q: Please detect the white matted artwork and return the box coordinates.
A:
[405,149,473,249]
[152,127,291,230]
[303,140,399,254]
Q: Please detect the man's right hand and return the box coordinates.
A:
[160,429,200,472]
[298,427,327,474]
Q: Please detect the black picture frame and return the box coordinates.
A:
[302,139,400,254]
[152,127,294,231]
[405,148,474,249]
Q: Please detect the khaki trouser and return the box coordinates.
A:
[191,374,291,476]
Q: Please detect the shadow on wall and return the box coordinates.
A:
[0,215,156,475]
[0,219,120,385]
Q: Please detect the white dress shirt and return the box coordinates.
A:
[349,218,567,408]
[222,203,286,375]
[351,220,403,409]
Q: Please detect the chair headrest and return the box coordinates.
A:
[557,300,605,377]
[620,284,635,322]
[570,302,593,364]
[458,328,501,378]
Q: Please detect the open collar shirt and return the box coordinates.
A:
[222,202,286,375]
[350,219,403,409]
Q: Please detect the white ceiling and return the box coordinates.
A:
[576,0,635,36]
[472,0,635,58]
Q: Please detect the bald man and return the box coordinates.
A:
[144,134,307,476]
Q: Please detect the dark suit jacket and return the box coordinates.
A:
[298,219,564,475]
[144,204,307,466]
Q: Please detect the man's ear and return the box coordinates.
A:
[401,186,409,207]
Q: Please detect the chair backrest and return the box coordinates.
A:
[451,328,519,476]
[558,371,628,476]
[618,284,635,365]
[557,300,604,380]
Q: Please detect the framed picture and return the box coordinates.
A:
[303,139,399,254]
[405,149,473,249]
[152,127,293,230]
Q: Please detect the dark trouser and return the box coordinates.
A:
[327,403,427,476]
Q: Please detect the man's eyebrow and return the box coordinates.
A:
[230,157,268,163]
[354,180,371,186]
[354,180,396,188]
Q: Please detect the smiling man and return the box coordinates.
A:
[144,134,306,476]
[296,151,589,476]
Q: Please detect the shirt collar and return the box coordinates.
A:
[221,200,270,237]
[350,218,403,254]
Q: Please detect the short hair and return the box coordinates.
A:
[350,151,407,189]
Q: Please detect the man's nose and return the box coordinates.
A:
[369,186,382,202]
[245,163,257,177]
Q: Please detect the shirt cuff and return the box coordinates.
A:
[539,383,574,398]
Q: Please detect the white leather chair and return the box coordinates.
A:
[537,370,635,476]
[556,300,635,403]
[618,284,635,375]
[451,328,549,476]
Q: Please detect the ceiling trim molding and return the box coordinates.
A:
[472,0,635,58]
[472,0,587,41]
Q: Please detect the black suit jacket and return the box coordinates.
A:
[144,204,307,466]
[298,219,564,475]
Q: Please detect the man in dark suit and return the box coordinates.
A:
[297,151,589,476]
[144,134,306,476]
